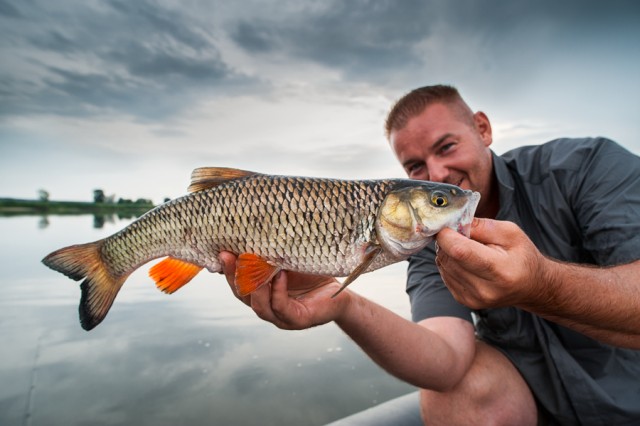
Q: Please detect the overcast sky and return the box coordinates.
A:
[1,0,639,203]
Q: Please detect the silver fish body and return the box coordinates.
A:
[105,177,385,276]
[43,167,480,330]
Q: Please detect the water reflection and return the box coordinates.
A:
[7,211,149,229]
[38,216,49,229]
[1,214,414,426]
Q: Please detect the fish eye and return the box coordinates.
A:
[431,191,448,207]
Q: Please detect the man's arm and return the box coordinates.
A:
[435,218,640,348]
[219,251,476,391]
[335,295,476,391]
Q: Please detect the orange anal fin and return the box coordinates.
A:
[235,253,281,297]
[149,257,203,294]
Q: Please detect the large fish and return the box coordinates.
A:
[43,167,480,330]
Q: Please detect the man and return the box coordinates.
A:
[219,85,640,425]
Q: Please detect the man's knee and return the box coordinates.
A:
[419,341,538,426]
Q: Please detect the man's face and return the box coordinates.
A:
[389,102,495,215]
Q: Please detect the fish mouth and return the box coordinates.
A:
[456,191,480,238]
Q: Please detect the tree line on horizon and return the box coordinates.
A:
[37,189,156,206]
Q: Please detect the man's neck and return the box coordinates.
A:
[477,171,500,219]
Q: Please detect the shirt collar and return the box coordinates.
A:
[492,151,516,220]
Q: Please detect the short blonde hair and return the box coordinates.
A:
[385,85,474,138]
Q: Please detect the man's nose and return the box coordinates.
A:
[426,160,448,183]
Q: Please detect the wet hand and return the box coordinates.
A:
[218,251,350,330]
[434,218,547,309]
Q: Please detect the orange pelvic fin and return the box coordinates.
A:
[235,253,281,297]
[42,240,127,331]
[188,167,261,193]
[149,257,203,294]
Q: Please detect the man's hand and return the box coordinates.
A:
[434,218,547,310]
[218,251,351,330]
[435,218,640,348]
[219,255,489,388]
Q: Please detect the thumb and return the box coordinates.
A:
[436,225,486,262]
[468,218,521,247]
[468,217,493,243]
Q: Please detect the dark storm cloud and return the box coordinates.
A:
[1,0,638,121]
[29,30,78,54]
[0,0,257,120]
[230,0,640,85]
[106,0,213,51]
[106,42,230,83]
[231,0,429,79]
[0,0,21,18]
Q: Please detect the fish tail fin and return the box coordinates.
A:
[42,240,126,331]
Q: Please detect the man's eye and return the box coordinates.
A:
[407,164,423,174]
[439,142,454,154]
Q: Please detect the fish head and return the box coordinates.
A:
[376,181,481,258]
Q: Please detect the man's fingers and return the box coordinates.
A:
[218,251,252,305]
[250,273,302,329]
[270,271,291,314]
[216,252,344,329]
[468,218,521,247]
[250,280,278,323]
[439,218,515,252]
[436,219,516,270]
[436,219,542,309]
[219,251,236,281]
[436,228,489,265]
[435,228,500,285]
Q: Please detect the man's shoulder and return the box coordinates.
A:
[502,136,618,159]
[500,137,623,174]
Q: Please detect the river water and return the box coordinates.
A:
[0,213,415,426]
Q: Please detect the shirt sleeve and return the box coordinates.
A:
[406,241,473,323]
[564,138,640,265]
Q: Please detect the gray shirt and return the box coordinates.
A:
[406,137,640,425]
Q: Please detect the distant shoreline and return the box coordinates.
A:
[0,197,155,216]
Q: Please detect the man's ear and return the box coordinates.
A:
[473,111,492,147]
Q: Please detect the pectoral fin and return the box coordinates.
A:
[235,253,281,297]
[149,257,203,294]
[331,245,383,298]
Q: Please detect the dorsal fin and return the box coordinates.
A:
[188,167,261,192]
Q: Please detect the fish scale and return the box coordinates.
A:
[102,177,381,278]
[42,167,479,330]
